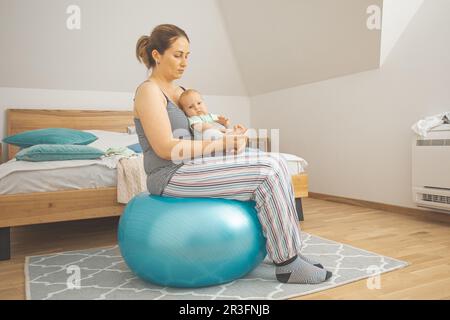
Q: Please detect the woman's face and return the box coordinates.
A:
[156,37,190,80]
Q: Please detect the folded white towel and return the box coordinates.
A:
[412,112,450,137]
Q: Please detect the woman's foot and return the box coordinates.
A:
[298,253,324,269]
[275,255,332,284]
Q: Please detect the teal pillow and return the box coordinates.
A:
[2,128,98,148]
[15,144,105,162]
[127,143,143,153]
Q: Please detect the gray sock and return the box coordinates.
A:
[275,256,332,284]
[298,253,324,269]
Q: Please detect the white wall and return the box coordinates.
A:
[0,87,250,162]
[250,0,450,208]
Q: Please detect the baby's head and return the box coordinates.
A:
[179,89,208,117]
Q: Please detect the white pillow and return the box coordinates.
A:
[84,130,139,153]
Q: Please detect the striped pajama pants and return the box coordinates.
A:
[161,151,303,264]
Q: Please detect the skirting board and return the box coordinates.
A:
[308,192,450,224]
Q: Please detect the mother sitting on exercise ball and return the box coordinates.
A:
[133,24,332,284]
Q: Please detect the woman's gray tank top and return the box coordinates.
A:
[133,81,192,195]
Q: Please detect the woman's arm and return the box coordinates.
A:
[135,83,246,160]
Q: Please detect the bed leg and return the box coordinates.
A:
[295,198,304,221]
[0,227,11,261]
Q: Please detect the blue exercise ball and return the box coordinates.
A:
[118,193,267,288]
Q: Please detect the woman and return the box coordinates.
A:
[133,24,331,284]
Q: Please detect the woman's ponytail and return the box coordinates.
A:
[135,35,153,69]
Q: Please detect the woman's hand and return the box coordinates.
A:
[222,134,248,155]
[203,132,247,158]
[233,135,248,155]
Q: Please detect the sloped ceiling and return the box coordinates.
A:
[0,0,424,97]
[217,0,424,96]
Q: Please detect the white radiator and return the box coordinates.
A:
[412,124,450,213]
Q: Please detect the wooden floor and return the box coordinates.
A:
[0,197,449,300]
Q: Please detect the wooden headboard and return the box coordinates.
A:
[4,108,271,161]
[6,109,134,160]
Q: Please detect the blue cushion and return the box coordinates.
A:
[15,144,105,162]
[2,128,98,148]
[127,143,142,153]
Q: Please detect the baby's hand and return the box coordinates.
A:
[217,115,230,128]
[233,124,247,135]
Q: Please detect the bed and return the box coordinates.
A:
[0,109,308,261]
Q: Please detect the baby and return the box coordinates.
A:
[178,89,247,140]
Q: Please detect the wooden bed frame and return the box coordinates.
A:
[0,109,307,261]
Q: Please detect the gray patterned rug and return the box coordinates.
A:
[25,233,408,300]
